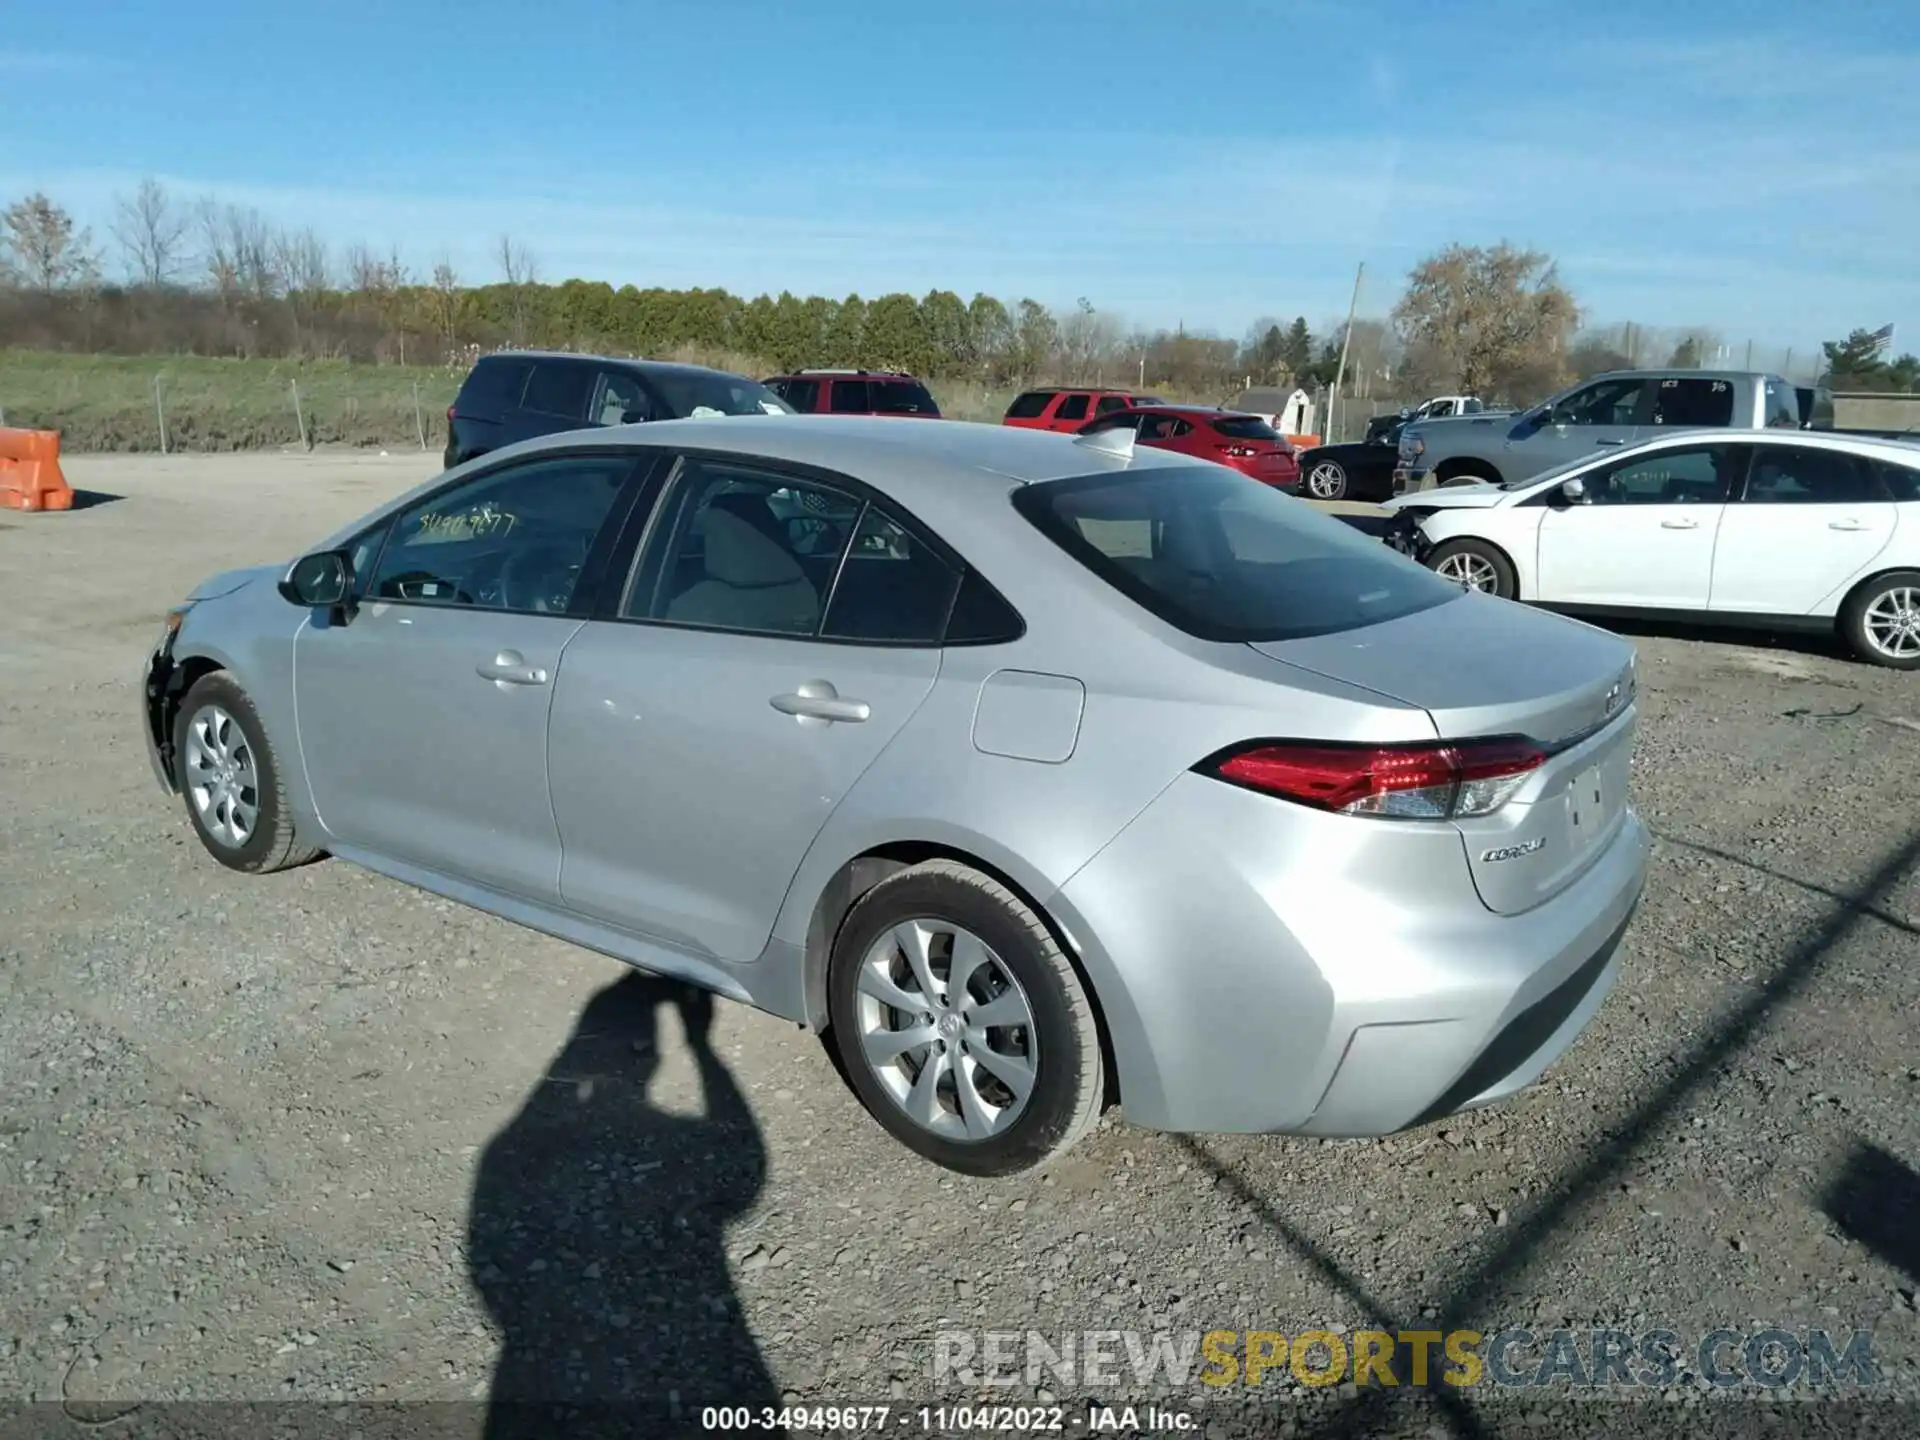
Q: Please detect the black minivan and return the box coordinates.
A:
[444,352,794,469]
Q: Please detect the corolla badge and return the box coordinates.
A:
[1481,837,1547,863]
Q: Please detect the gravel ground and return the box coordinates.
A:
[1,452,1917,1439]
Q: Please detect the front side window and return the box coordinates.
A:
[1583,444,1742,506]
[366,454,636,613]
[1055,393,1090,422]
[1013,466,1461,643]
[1136,414,1176,441]
[520,362,595,419]
[592,370,651,426]
[1763,380,1801,429]
[1742,447,1889,505]
[1649,377,1735,428]
[778,378,820,412]
[649,371,792,417]
[1552,377,1648,426]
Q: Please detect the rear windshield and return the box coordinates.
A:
[1006,391,1056,419]
[1211,415,1281,441]
[648,371,793,417]
[870,380,941,415]
[1012,466,1461,643]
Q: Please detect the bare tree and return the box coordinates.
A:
[430,256,462,344]
[1392,242,1579,401]
[109,179,190,287]
[194,195,239,298]
[193,198,279,301]
[497,235,538,345]
[1,192,101,292]
[273,226,331,348]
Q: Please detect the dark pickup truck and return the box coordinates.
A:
[1393,370,1909,495]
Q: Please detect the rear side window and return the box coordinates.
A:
[1006,390,1056,419]
[1871,457,1920,502]
[1744,447,1891,504]
[831,380,873,413]
[1012,466,1461,643]
[1055,394,1090,422]
[457,358,532,411]
[819,507,962,642]
[869,380,940,416]
[521,362,595,419]
[1650,378,1735,428]
[1212,415,1281,440]
[944,569,1025,644]
[1094,395,1132,416]
[1763,381,1801,429]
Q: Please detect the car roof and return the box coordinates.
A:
[770,369,925,381]
[476,351,747,382]
[1623,427,1920,459]
[1123,404,1251,418]
[499,414,1221,494]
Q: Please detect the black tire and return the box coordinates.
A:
[1303,458,1349,501]
[826,860,1105,1177]
[1437,464,1500,488]
[1426,537,1518,599]
[173,672,322,874]
[1839,570,1920,670]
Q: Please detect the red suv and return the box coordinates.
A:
[1077,405,1299,486]
[762,369,941,417]
[1002,387,1163,431]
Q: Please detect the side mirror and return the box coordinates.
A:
[279,549,354,609]
[1558,477,1587,504]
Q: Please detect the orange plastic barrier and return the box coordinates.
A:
[1285,433,1322,450]
[0,428,73,511]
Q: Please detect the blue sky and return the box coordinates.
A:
[4,0,1918,355]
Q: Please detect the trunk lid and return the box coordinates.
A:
[1248,592,1639,914]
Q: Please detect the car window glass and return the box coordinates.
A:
[1649,377,1734,427]
[459,358,532,410]
[592,370,650,426]
[1136,415,1174,441]
[1014,466,1460,643]
[1055,394,1090,422]
[1744,447,1887,504]
[520,362,595,419]
[943,569,1025,644]
[1583,445,1739,506]
[869,380,939,415]
[820,507,962,643]
[1763,381,1801,429]
[781,378,819,411]
[648,370,791,417]
[1463,399,1484,413]
[1006,391,1055,419]
[623,459,862,635]
[1212,416,1282,440]
[1555,378,1646,426]
[1094,395,1131,415]
[1870,457,1920,502]
[830,380,872,413]
[1169,418,1194,437]
[367,454,634,613]
[1088,412,1143,434]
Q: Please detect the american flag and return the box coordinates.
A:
[1868,323,1896,354]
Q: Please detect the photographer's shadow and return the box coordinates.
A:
[469,972,775,1435]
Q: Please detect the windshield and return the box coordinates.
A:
[1013,465,1461,643]
[1211,415,1281,441]
[650,371,794,417]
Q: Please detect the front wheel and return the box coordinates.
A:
[1427,538,1517,599]
[826,860,1105,1176]
[1840,571,1920,669]
[1304,459,1349,500]
[174,672,322,873]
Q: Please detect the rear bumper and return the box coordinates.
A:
[1049,771,1649,1136]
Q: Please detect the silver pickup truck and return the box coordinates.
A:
[1393,369,1812,494]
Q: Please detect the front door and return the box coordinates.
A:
[293,450,641,901]
[1534,441,1742,608]
[547,453,962,963]
[1517,374,1653,475]
[1708,443,1899,615]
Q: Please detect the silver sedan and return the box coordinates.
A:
[142,416,1649,1175]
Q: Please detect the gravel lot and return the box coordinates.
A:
[2,452,1917,1438]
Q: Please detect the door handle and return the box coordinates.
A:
[1828,519,1871,532]
[476,650,549,686]
[770,680,870,724]
[1659,518,1698,529]
[1595,438,1626,447]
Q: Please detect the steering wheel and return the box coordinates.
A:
[498,539,587,613]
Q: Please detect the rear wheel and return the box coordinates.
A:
[826,860,1105,1176]
[174,672,321,873]
[1304,459,1349,500]
[1438,464,1499,488]
[1427,538,1517,599]
[1840,571,1920,669]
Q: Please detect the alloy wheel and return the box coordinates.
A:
[1863,585,1920,660]
[1435,553,1500,593]
[1306,462,1347,499]
[183,704,259,848]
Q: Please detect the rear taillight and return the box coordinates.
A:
[1218,444,1260,458]
[447,405,457,422]
[1205,737,1545,819]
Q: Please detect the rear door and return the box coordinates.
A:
[1708,444,1899,615]
[1533,441,1740,608]
[1049,392,1093,432]
[546,452,961,961]
[509,359,596,444]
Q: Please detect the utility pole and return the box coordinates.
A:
[1329,261,1364,441]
